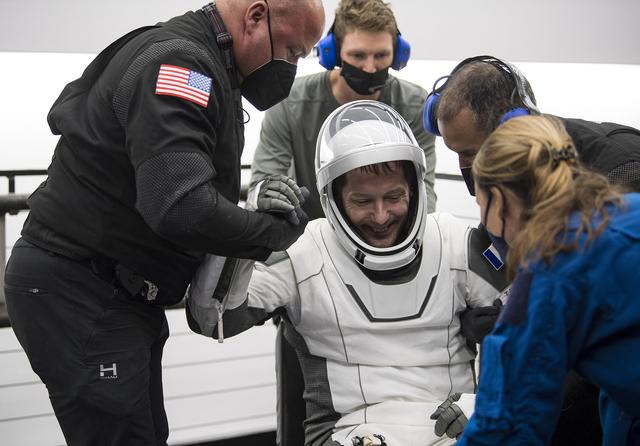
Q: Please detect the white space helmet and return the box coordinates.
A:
[315,100,428,271]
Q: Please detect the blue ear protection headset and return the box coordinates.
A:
[316,24,411,71]
[422,55,539,136]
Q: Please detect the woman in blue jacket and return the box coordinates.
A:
[458,114,640,445]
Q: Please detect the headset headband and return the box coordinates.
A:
[422,55,538,136]
[443,55,538,112]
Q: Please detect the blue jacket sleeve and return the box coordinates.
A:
[457,270,571,445]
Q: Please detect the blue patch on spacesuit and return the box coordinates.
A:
[497,271,533,326]
[482,244,504,270]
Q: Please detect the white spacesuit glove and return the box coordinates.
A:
[246,175,309,225]
[430,392,475,439]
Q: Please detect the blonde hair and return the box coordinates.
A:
[333,0,398,48]
[473,115,622,278]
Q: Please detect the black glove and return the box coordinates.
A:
[460,298,503,344]
[248,175,308,225]
[430,393,468,439]
[266,206,309,251]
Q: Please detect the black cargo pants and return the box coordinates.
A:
[4,238,169,446]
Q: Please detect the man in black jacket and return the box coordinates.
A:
[422,55,640,445]
[423,55,640,196]
[3,1,324,444]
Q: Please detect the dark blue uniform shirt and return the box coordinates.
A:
[459,193,640,445]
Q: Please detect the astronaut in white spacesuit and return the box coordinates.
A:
[186,101,507,445]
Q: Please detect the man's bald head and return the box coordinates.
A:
[268,0,325,60]
[220,0,324,79]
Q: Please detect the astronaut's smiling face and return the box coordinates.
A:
[341,162,410,248]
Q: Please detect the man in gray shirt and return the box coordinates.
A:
[249,0,436,219]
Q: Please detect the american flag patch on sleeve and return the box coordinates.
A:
[155,64,212,107]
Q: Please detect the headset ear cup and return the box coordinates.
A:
[499,107,530,125]
[422,93,441,136]
[317,32,338,70]
[391,33,411,71]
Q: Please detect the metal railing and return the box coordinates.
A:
[0,168,463,326]
[0,169,48,326]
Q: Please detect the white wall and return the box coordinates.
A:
[0,307,280,445]
[1,0,639,64]
[2,52,640,258]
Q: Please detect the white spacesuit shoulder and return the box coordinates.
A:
[428,212,505,307]
[286,219,327,283]
[429,212,471,272]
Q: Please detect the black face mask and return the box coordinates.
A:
[483,191,509,261]
[241,59,297,111]
[461,166,475,196]
[340,61,389,96]
[240,2,297,111]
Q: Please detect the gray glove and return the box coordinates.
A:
[430,393,468,439]
[248,175,309,225]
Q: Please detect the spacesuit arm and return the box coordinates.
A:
[186,254,258,339]
[460,226,511,343]
[465,227,510,307]
[246,252,302,326]
[186,250,301,340]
